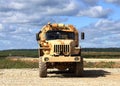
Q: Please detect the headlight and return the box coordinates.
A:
[74,57,79,61]
[44,57,49,61]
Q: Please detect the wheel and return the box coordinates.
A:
[69,63,75,73]
[75,57,83,76]
[39,57,47,77]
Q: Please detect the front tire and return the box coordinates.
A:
[75,58,83,76]
[39,57,47,77]
[69,63,75,73]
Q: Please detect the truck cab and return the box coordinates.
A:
[36,23,84,77]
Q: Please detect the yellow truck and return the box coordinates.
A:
[36,23,84,77]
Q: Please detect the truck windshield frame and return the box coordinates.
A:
[46,30,75,40]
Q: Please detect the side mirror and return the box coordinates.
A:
[81,32,85,40]
[36,33,40,41]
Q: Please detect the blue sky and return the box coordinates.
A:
[0,0,120,50]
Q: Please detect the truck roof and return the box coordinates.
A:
[41,23,78,33]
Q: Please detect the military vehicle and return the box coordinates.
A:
[36,23,84,77]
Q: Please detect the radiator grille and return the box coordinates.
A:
[54,45,70,54]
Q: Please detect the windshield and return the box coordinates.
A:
[46,30,75,40]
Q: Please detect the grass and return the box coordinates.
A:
[0,58,38,69]
[0,49,38,58]
[84,61,119,68]
[0,49,120,59]
[0,58,120,69]
[0,49,120,68]
[81,52,120,59]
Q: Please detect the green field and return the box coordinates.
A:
[0,58,119,68]
[0,58,38,69]
[0,48,120,68]
[0,49,38,58]
[0,48,120,59]
[81,52,120,59]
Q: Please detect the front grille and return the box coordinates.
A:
[54,45,70,53]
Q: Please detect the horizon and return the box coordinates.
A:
[1,47,120,51]
[0,0,120,50]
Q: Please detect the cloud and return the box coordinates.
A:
[80,19,120,48]
[0,0,117,50]
[0,0,76,24]
[78,6,112,18]
[105,0,120,5]
[0,0,79,16]
[82,0,98,6]
[0,24,3,30]
[0,0,111,23]
[0,16,68,50]
[0,24,37,50]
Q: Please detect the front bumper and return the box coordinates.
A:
[40,55,81,62]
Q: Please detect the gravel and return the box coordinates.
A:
[0,68,120,86]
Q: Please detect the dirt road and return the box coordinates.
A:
[84,58,120,62]
[0,68,120,86]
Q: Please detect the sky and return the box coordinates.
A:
[0,0,120,50]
